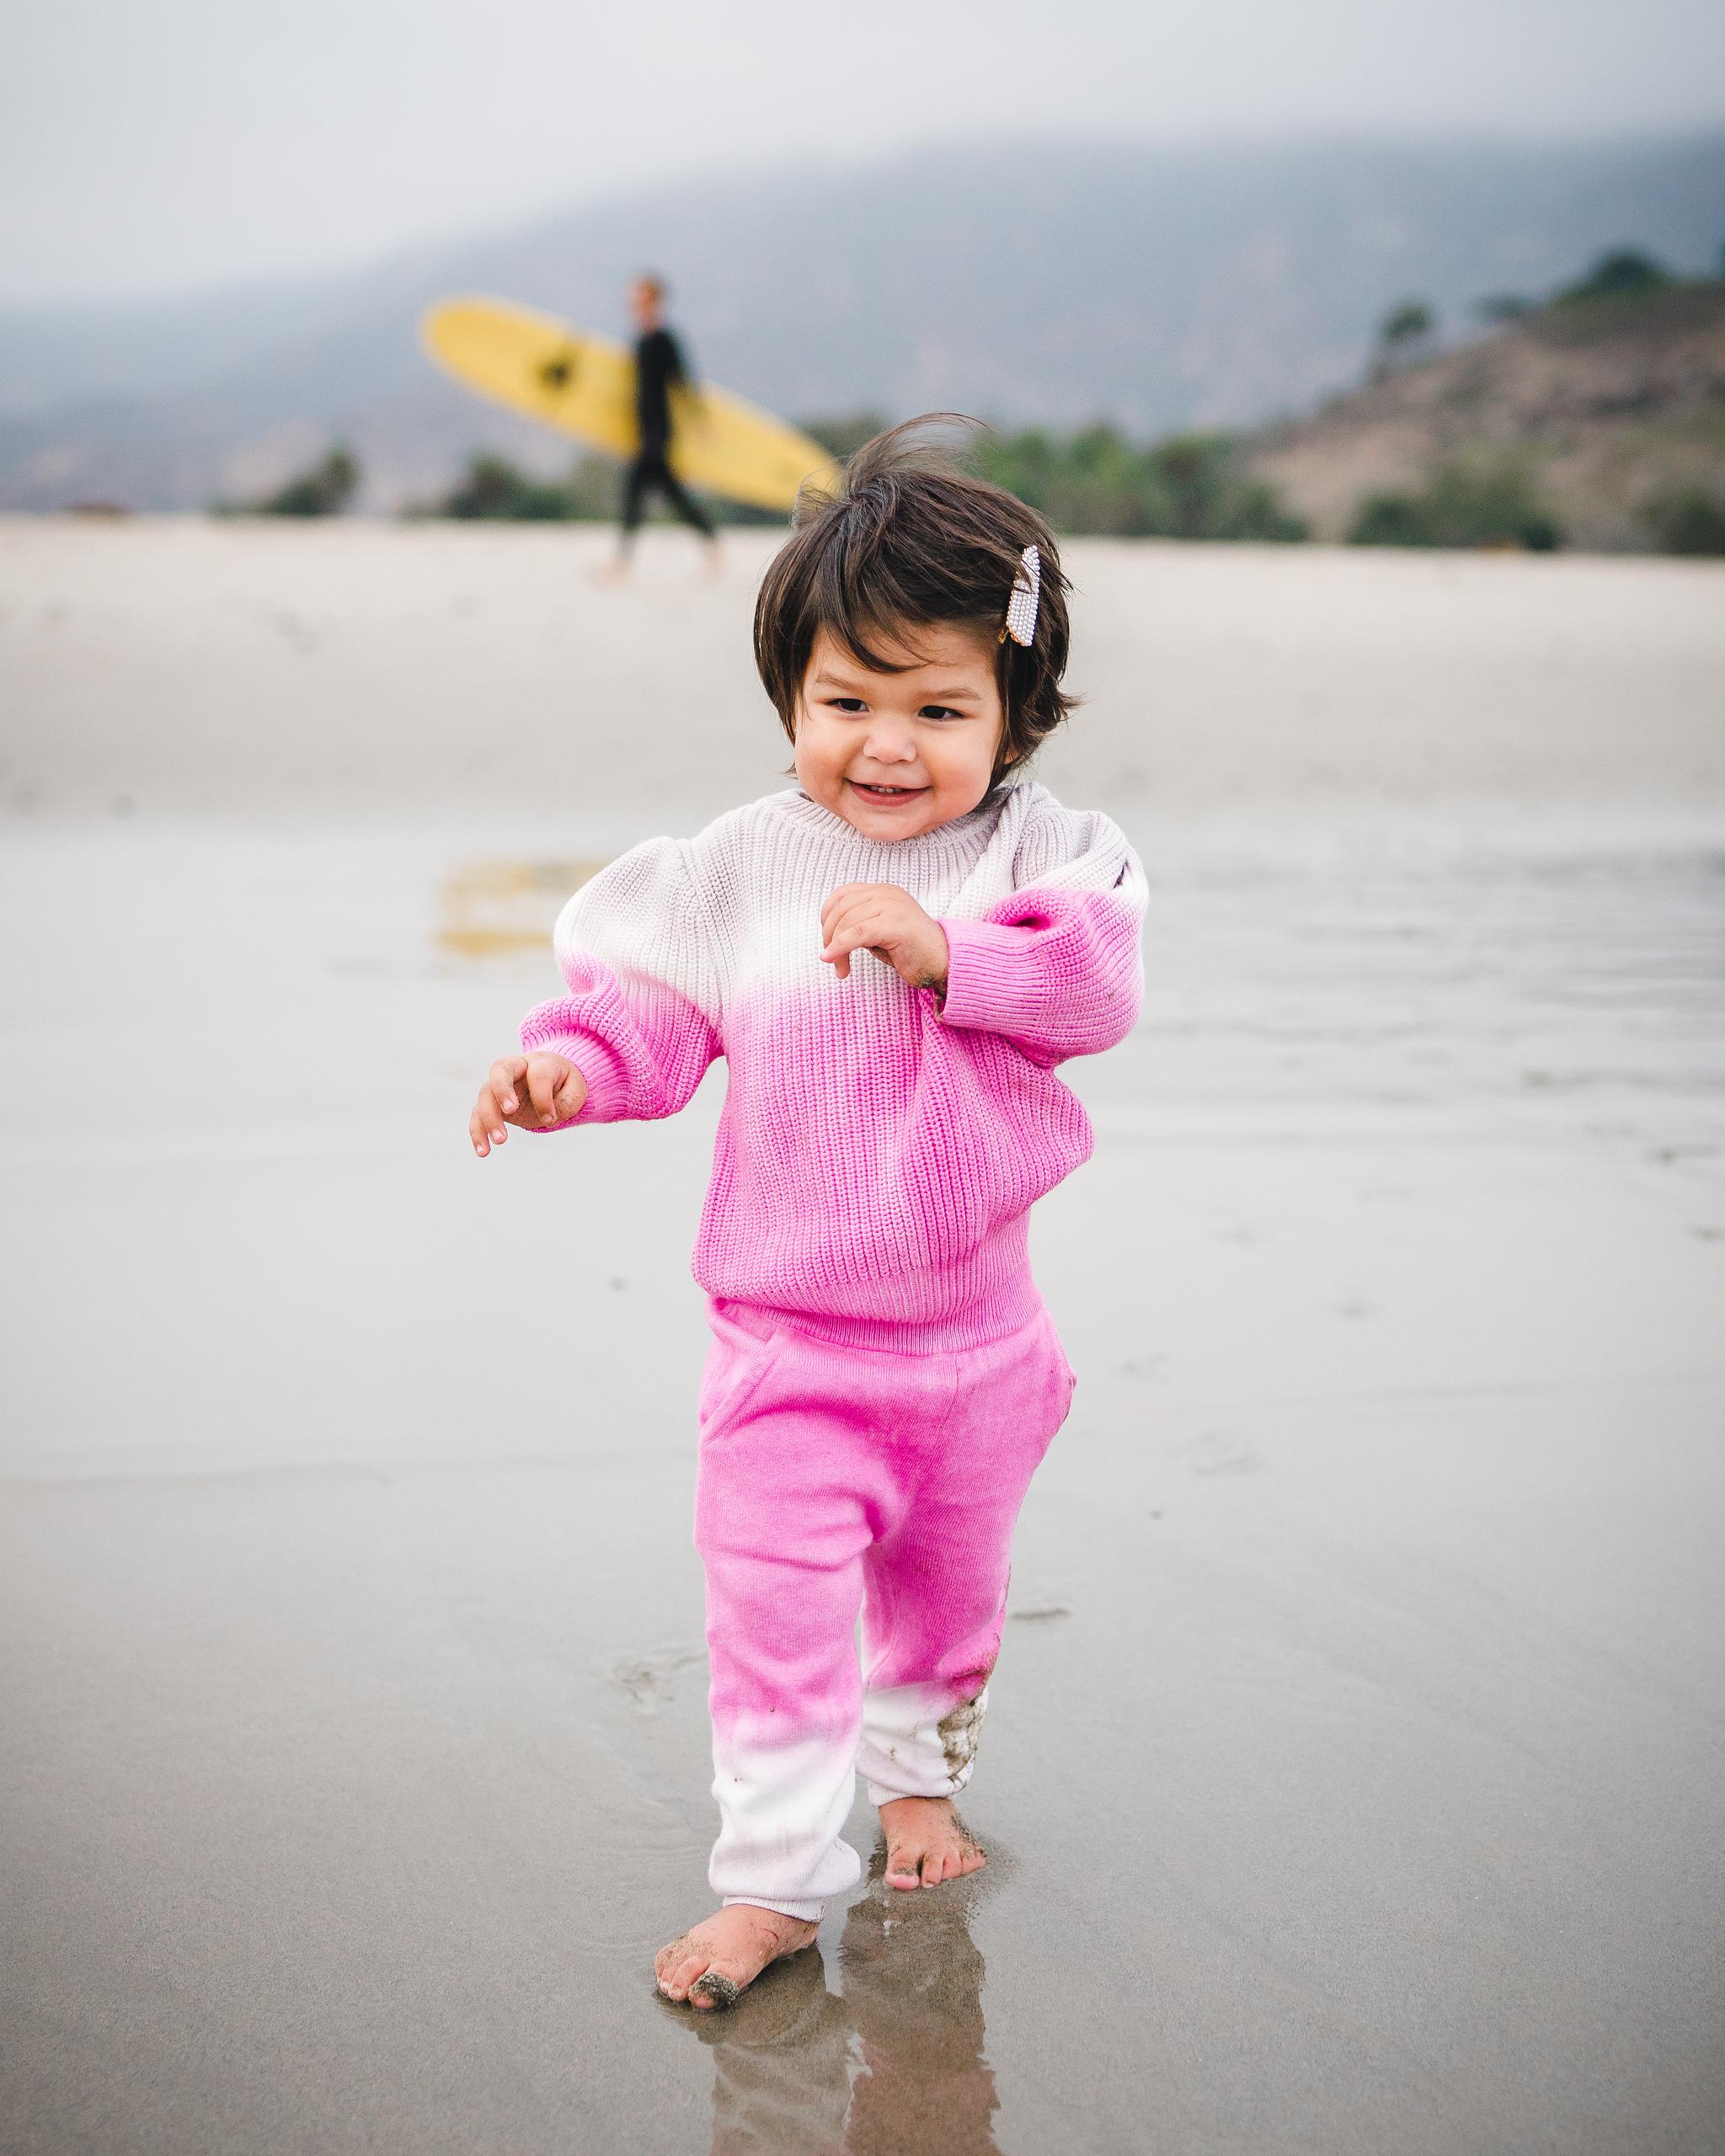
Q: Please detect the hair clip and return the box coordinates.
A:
[1003,544,1041,647]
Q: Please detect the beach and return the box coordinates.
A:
[3,518,1723,2153]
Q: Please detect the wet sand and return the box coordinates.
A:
[3,520,1724,2153]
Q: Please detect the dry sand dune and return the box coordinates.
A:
[2,519,1723,2154]
[4,518,1724,824]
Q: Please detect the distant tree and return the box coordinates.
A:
[253,445,359,516]
[973,424,1304,542]
[1348,492,1435,547]
[1224,478,1309,543]
[1149,435,1231,537]
[1559,249,1671,304]
[1146,435,1306,541]
[415,451,630,521]
[1375,300,1437,372]
[1642,486,1725,557]
[1475,293,1532,325]
[1425,458,1560,549]
[1348,456,1560,552]
[436,451,580,520]
[804,413,891,460]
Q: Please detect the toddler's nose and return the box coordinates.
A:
[858,727,919,766]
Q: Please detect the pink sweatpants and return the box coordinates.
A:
[693,1297,1076,1921]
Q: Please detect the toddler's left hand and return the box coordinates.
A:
[820,883,949,994]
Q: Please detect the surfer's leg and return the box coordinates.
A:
[637,444,718,572]
[657,462,715,541]
[601,453,653,580]
[621,455,647,534]
[615,452,651,561]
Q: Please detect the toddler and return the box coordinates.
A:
[468,424,1146,2008]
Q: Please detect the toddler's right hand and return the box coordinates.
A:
[469,1054,587,1156]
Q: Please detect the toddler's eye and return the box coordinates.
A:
[920,706,963,722]
[828,697,868,713]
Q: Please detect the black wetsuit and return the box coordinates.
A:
[621,325,714,542]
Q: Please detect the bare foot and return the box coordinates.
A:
[878,1796,986,1891]
[654,1904,819,2009]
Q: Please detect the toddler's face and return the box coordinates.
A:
[793,624,1012,841]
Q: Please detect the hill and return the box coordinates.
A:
[1,131,1722,513]
[1243,275,1725,550]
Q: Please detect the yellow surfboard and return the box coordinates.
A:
[421,296,838,515]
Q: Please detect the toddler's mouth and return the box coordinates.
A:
[848,780,927,803]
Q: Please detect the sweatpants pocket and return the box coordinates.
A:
[697,1316,787,1444]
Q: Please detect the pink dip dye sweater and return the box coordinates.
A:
[521,780,1146,1350]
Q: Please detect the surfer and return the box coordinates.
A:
[606,275,719,579]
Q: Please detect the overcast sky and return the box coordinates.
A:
[3,0,1722,306]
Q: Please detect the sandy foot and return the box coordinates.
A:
[878,1796,987,1890]
[654,1904,820,2009]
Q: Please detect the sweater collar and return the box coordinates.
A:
[763,779,1035,853]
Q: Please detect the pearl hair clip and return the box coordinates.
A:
[1002,544,1041,647]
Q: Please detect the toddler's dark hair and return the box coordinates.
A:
[754,418,1074,787]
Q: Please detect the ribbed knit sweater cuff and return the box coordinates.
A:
[935,915,1038,1036]
[515,1025,623,1129]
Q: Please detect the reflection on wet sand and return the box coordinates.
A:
[683,1847,1001,2156]
[437,855,609,956]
